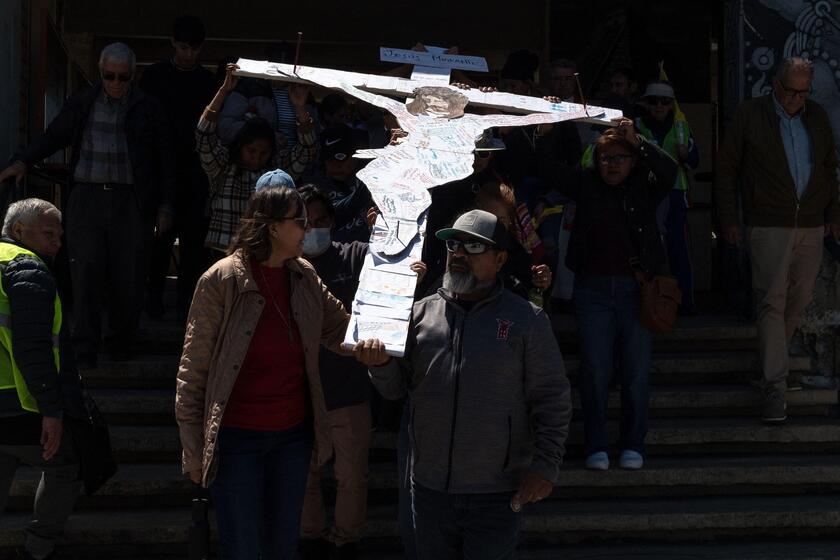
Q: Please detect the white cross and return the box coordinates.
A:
[235,59,622,355]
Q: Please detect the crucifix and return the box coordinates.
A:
[234,56,621,355]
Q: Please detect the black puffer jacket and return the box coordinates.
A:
[0,239,82,418]
[538,137,678,277]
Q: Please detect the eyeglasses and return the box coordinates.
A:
[599,153,633,165]
[445,238,492,255]
[102,72,132,83]
[780,83,812,99]
[279,216,309,230]
[646,96,673,106]
[475,151,491,159]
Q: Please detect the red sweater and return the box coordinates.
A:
[221,263,307,431]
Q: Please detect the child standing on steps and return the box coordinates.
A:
[196,63,316,258]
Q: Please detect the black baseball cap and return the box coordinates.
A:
[321,124,356,162]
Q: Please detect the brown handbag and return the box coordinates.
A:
[634,272,682,334]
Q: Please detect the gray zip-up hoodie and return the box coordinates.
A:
[369,282,572,494]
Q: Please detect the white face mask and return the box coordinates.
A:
[303,228,332,256]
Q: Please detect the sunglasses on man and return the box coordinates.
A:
[646,96,673,106]
[102,72,132,83]
[445,238,492,255]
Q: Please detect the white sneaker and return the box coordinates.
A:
[619,449,644,470]
[585,451,609,470]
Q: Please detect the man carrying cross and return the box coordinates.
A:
[355,209,571,560]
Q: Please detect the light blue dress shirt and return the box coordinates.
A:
[773,95,812,200]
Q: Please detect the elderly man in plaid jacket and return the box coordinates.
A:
[0,42,175,368]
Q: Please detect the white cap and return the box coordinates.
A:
[643,82,675,99]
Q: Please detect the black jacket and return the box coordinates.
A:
[306,241,370,411]
[0,239,83,419]
[138,60,217,167]
[15,84,175,217]
[539,137,678,276]
[495,123,582,190]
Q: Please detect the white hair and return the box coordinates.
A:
[775,56,813,82]
[2,198,61,237]
[99,42,136,72]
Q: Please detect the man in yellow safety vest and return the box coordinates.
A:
[0,198,83,560]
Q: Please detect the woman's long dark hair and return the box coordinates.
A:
[229,117,276,166]
[228,186,303,261]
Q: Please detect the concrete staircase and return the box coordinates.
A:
[2,315,840,559]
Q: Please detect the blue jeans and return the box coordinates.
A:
[573,276,652,456]
[412,483,521,560]
[210,424,313,560]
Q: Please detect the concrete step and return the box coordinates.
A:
[514,540,840,560]
[81,352,812,390]
[81,355,177,389]
[6,464,191,511]
[0,508,190,548]
[9,454,840,511]
[102,416,840,463]
[363,494,840,541]
[554,314,758,352]
[88,384,835,425]
[2,531,840,560]
[91,389,175,424]
[361,538,840,560]
[3,496,840,552]
[548,454,840,498]
[611,385,834,418]
[133,323,185,354]
[370,416,840,456]
[109,426,180,462]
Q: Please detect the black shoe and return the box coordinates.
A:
[762,390,788,424]
[298,538,331,560]
[333,542,358,560]
[76,352,98,370]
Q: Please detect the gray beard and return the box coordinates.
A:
[443,269,494,296]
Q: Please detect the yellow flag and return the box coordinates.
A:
[658,60,687,143]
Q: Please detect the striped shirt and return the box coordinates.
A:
[272,87,298,149]
[74,92,134,184]
[196,116,317,252]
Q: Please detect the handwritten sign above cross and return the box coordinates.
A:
[379,45,489,85]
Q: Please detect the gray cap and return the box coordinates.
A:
[642,82,675,99]
[436,209,509,249]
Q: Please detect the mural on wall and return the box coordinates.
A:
[741,0,840,154]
